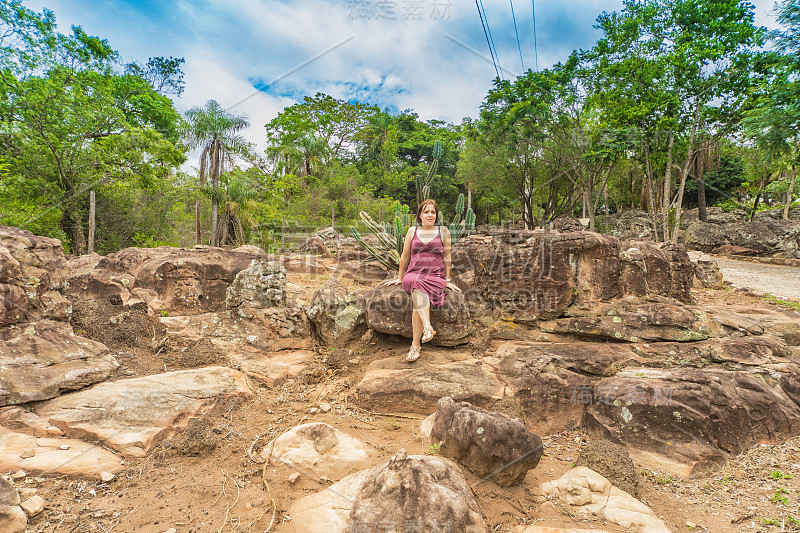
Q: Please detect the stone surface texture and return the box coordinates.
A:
[262,423,374,478]
[430,396,543,486]
[0,427,123,479]
[364,284,471,345]
[225,259,286,313]
[0,320,117,406]
[83,245,265,314]
[306,278,367,346]
[541,467,670,533]
[356,360,505,414]
[34,367,253,457]
[349,450,487,533]
[0,476,25,533]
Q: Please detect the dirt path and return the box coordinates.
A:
[713,256,800,301]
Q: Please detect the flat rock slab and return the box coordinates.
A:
[539,303,712,342]
[0,427,123,479]
[34,367,253,457]
[0,320,117,406]
[224,345,314,387]
[288,468,373,533]
[355,360,504,414]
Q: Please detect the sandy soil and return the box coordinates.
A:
[8,272,800,533]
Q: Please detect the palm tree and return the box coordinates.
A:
[183,100,250,246]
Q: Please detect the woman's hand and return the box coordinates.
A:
[446,281,461,292]
[382,278,402,286]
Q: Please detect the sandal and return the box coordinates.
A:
[421,325,436,344]
[406,345,421,362]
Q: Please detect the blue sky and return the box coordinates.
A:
[26,0,777,152]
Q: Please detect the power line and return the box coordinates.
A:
[510,0,524,72]
[478,0,503,79]
[532,0,539,71]
[475,0,500,79]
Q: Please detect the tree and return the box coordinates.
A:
[479,59,629,231]
[583,0,765,240]
[183,100,251,247]
[0,1,186,252]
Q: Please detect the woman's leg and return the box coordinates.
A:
[411,289,432,342]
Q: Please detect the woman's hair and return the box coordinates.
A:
[416,199,439,225]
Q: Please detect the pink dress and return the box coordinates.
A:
[402,226,446,308]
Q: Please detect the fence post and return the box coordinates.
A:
[281,216,286,254]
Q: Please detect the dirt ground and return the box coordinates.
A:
[11,272,800,533]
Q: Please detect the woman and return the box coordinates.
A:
[384,199,461,362]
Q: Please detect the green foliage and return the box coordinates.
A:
[770,470,795,480]
[0,1,186,253]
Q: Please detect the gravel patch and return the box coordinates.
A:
[714,257,800,301]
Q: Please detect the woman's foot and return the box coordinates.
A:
[421,324,436,343]
[406,345,421,362]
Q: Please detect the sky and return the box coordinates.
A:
[25,0,779,153]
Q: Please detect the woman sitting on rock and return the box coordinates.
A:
[384,199,461,362]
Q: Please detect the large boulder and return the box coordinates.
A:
[34,366,253,457]
[492,341,637,433]
[306,279,366,346]
[84,245,265,314]
[288,451,488,533]
[541,467,670,533]
[687,251,724,289]
[602,210,659,240]
[450,230,694,326]
[349,450,487,533]
[0,226,68,308]
[429,397,543,486]
[583,365,800,477]
[680,218,800,258]
[225,259,286,313]
[0,320,117,406]
[261,423,374,479]
[364,285,471,345]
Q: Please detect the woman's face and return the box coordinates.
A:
[421,204,437,225]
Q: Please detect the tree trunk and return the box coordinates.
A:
[662,133,674,242]
[629,167,635,209]
[211,138,220,247]
[696,150,708,222]
[785,165,796,220]
[195,199,201,245]
[644,142,659,240]
[88,190,95,254]
[785,137,798,221]
[751,175,767,221]
[467,188,472,210]
[670,100,702,243]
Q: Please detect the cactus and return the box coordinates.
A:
[445,193,476,245]
[349,142,475,270]
[350,194,475,271]
[417,139,442,205]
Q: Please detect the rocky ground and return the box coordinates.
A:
[1,226,800,533]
